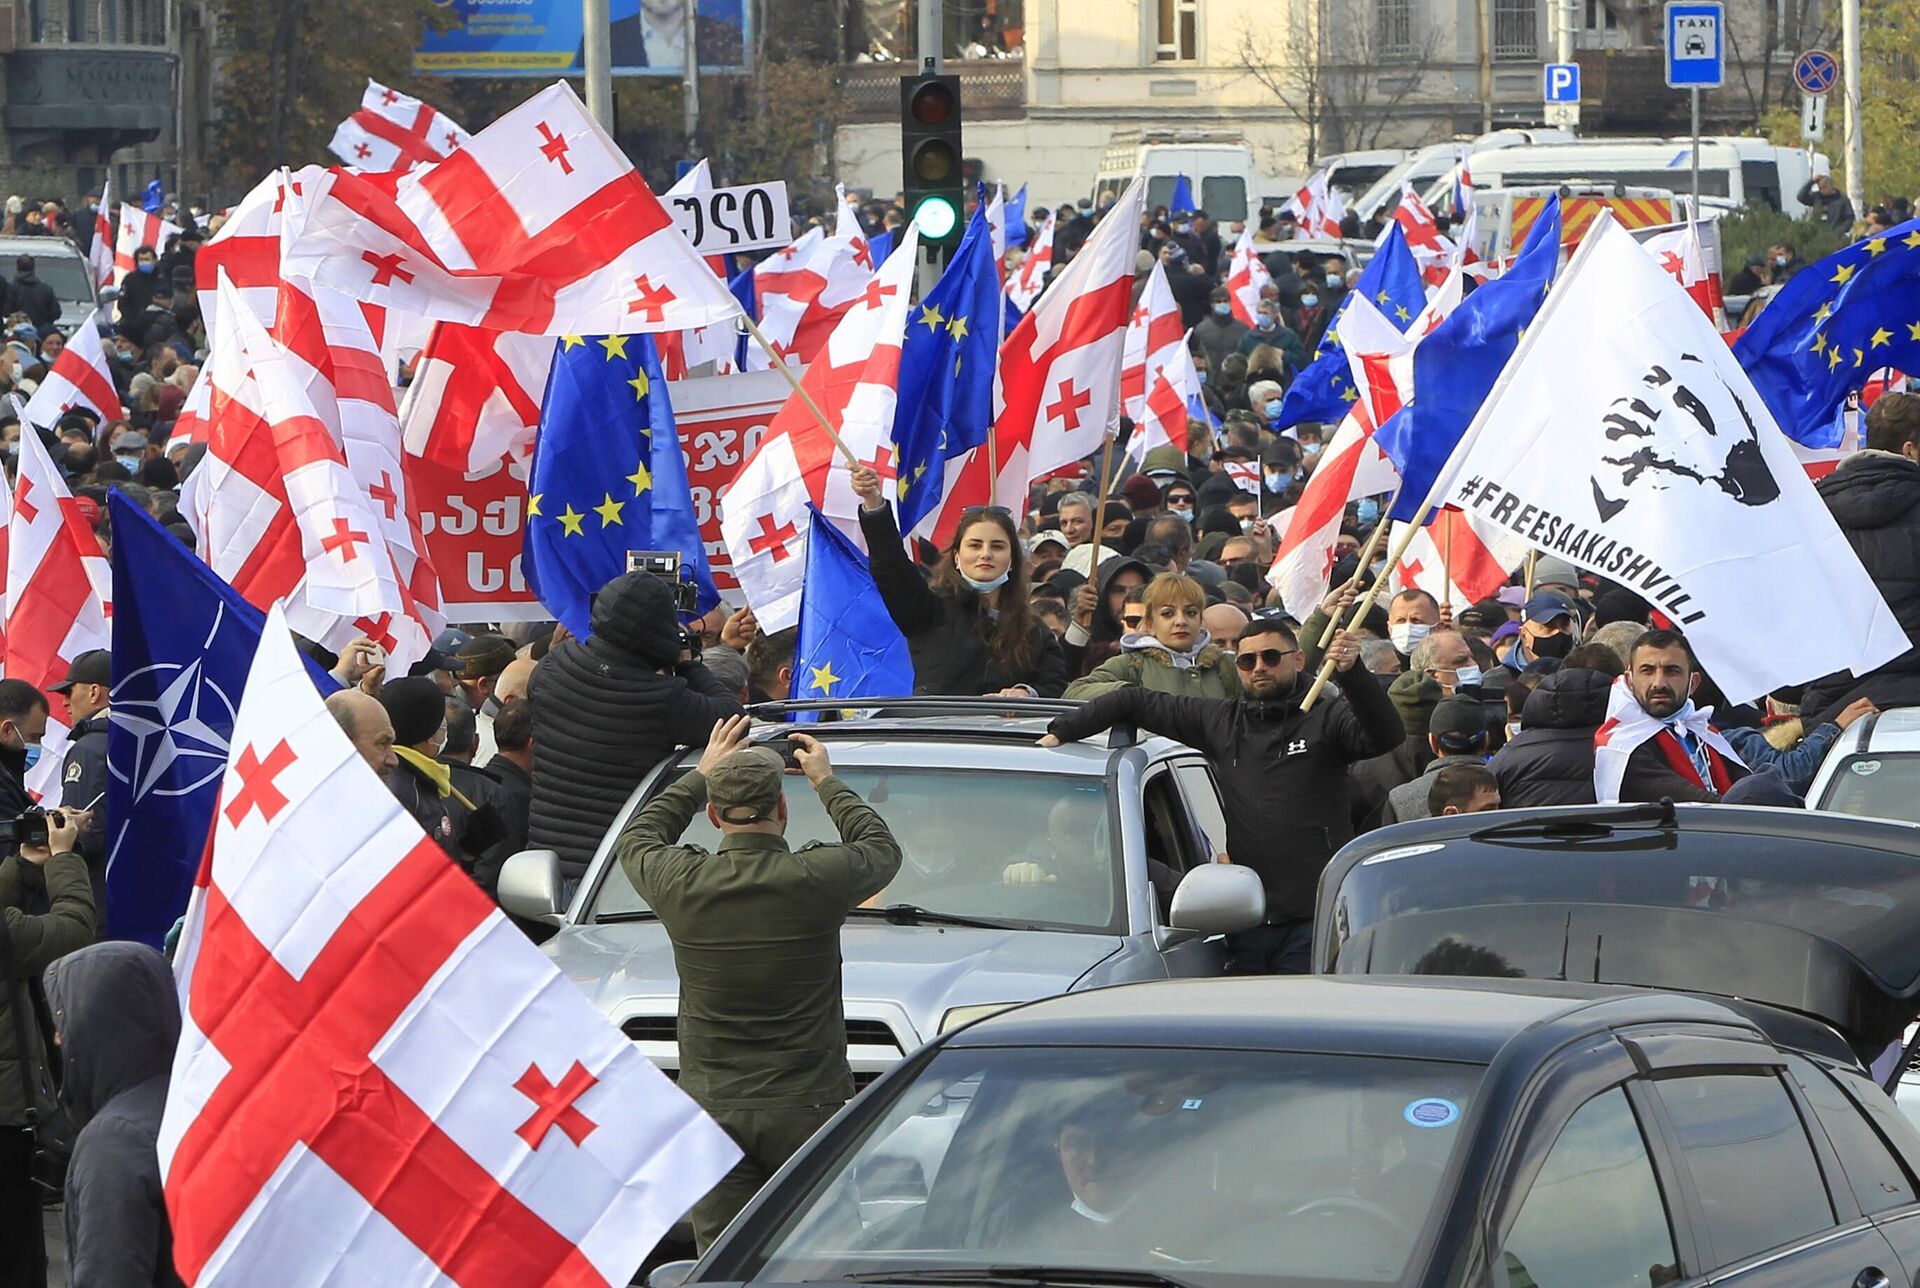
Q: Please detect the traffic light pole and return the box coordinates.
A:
[919,0,942,71]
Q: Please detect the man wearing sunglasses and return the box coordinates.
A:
[1038,612,1402,974]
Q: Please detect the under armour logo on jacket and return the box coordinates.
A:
[1287,739,1309,755]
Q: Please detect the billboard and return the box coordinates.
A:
[415,0,748,78]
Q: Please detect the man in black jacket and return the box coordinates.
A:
[1805,393,1920,721]
[1040,614,1402,973]
[7,256,59,332]
[0,679,49,824]
[52,649,111,903]
[527,570,744,880]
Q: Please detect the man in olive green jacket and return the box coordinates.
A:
[616,715,903,1251]
[1,807,97,1288]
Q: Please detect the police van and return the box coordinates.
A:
[1350,128,1576,222]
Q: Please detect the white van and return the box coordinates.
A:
[1314,149,1406,202]
[1094,131,1264,221]
[1351,129,1576,222]
[1439,138,1829,218]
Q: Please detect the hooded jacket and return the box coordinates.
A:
[1489,666,1613,807]
[44,941,184,1288]
[1063,555,1154,677]
[859,504,1069,697]
[1047,663,1402,921]
[9,269,60,330]
[1803,451,1920,720]
[527,572,745,877]
[1064,631,1241,701]
[1349,672,1444,828]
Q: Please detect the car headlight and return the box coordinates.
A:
[939,1001,1021,1034]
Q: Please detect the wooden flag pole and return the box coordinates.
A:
[1301,491,1436,711]
[1524,547,1539,597]
[1093,431,1118,548]
[739,311,860,469]
[1317,484,1403,650]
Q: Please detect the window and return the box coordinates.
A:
[1141,771,1200,877]
[1154,0,1197,62]
[1653,1073,1834,1267]
[1173,760,1228,860]
[1785,1056,1917,1216]
[1200,175,1249,221]
[1583,0,1618,28]
[1501,1088,1678,1288]
[1376,0,1413,58]
[1492,0,1537,59]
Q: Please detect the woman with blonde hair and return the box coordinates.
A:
[1066,572,1239,700]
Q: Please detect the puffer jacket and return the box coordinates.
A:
[860,504,1069,697]
[1065,632,1240,701]
[527,572,745,877]
[1804,451,1920,721]
[1489,666,1613,807]
[0,851,94,1127]
[44,942,185,1288]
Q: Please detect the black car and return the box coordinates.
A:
[656,803,1920,1288]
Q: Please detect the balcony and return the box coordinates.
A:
[5,45,174,145]
[841,57,1027,124]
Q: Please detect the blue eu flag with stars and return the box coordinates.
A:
[1276,223,1427,430]
[1734,219,1920,447]
[107,494,338,948]
[1373,196,1562,523]
[893,202,1000,534]
[789,507,912,720]
[525,332,718,639]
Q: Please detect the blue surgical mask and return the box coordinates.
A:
[1356,497,1381,526]
[22,743,41,770]
[1258,313,1279,329]
[1263,398,1283,419]
[1774,255,1788,267]
[1325,273,1343,289]
[137,261,154,274]
[115,452,141,471]
[1300,293,1320,308]
[1213,302,1232,316]
[1265,469,1294,491]
[960,570,1010,594]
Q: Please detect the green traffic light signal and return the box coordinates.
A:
[900,71,963,256]
[911,194,960,240]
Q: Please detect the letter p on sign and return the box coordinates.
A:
[1544,62,1581,103]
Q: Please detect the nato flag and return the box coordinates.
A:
[106,494,337,947]
[1275,223,1427,430]
[525,332,718,639]
[1373,196,1562,522]
[789,507,913,721]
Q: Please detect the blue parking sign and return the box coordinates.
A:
[1544,63,1580,103]
[1665,1,1723,88]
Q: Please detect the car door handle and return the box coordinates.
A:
[1852,1268,1890,1288]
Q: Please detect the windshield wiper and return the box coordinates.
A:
[847,904,1009,930]
[837,1267,1199,1288]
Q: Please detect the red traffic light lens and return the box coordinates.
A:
[909,81,956,126]
[911,139,957,183]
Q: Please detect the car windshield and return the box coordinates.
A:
[736,1046,1482,1287]
[1819,753,1920,824]
[589,767,1123,933]
[30,254,92,305]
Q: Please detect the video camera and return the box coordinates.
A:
[627,550,704,657]
[0,809,50,849]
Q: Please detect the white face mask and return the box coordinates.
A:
[1451,664,1483,690]
[960,570,1010,593]
[1506,720,1522,741]
[1389,621,1432,654]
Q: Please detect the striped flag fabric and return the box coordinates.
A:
[21,309,123,427]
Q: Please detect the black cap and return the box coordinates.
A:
[1428,694,1487,750]
[50,648,110,694]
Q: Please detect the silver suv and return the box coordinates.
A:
[0,235,100,335]
[498,700,1264,1089]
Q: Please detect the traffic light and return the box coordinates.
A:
[901,72,963,255]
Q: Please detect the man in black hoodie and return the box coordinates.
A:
[1040,613,1402,973]
[6,257,59,332]
[44,941,184,1288]
[1804,393,1920,722]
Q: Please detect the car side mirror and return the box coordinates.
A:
[497,849,566,925]
[647,1260,697,1288]
[1167,864,1265,938]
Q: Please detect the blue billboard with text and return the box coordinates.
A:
[415,0,748,77]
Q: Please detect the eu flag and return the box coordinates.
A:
[869,227,896,270]
[789,507,913,720]
[1734,220,1920,447]
[142,177,164,213]
[525,332,718,639]
[892,201,1001,533]
[1276,223,1427,429]
[106,494,338,947]
[1168,175,1196,215]
[1005,184,1029,247]
[1373,196,1562,522]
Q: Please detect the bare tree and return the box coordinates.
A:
[1233,0,1445,163]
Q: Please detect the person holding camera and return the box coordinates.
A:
[527,569,746,884]
[1,806,96,1288]
[615,715,903,1251]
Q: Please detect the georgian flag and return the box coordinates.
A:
[1386,509,1529,614]
[1282,170,1346,240]
[1634,220,1726,327]
[721,226,921,632]
[87,177,114,290]
[399,324,554,472]
[1223,223,1271,328]
[1007,210,1054,313]
[284,81,740,336]
[744,186,876,372]
[21,308,123,427]
[113,204,182,287]
[160,603,739,1288]
[328,79,472,172]
[1120,262,1195,457]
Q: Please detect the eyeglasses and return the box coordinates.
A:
[1236,647,1299,671]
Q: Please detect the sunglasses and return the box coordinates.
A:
[961,505,1014,519]
[1121,614,1145,628]
[1236,647,1299,671]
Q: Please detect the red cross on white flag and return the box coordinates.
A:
[1007,211,1054,313]
[1223,223,1272,328]
[87,176,114,290]
[745,184,877,374]
[161,604,740,1287]
[112,203,183,288]
[327,78,472,173]
[21,306,123,427]
[288,81,739,337]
